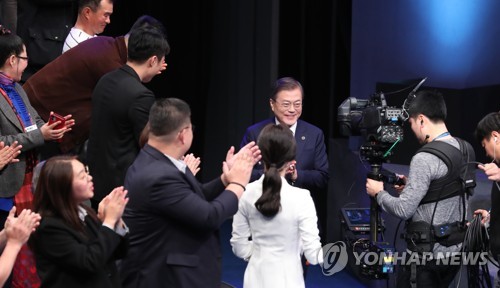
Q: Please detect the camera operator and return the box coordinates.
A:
[473,111,500,286]
[366,90,474,288]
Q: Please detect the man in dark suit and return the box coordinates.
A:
[86,26,169,208]
[120,98,258,288]
[17,0,78,81]
[23,15,165,155]
[241,77,329,240]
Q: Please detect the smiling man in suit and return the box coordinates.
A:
[240,77,329,242]
[86,25,169,209]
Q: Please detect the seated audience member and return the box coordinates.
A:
[231,124,323,288]
[31,156,128,288]
[0,207,41,287]
[119,98,259,288]
[63,0,113,53]
[23,15,166,156]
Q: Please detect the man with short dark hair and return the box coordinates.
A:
[241,77,329,241]
[23,15,166,156]
[63,0,113,53]
[473,111,500,285]
[366,90,475,287]
[120,98,259,288]
[87,26,169,208]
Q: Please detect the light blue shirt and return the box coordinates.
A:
[165,154,187,174]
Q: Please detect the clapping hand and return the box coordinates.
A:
[225,141,261,170]
[182,153,201,176]
[0,141,22,170]
[5,207,41,247]
[285,160,297,181]
[222,149,254,198]
[99,187,129,228]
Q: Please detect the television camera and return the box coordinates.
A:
[336,78,426,280]
[337,92,404,164]
[337,78,426,165]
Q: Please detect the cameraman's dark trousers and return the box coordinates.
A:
[396,253,460,288]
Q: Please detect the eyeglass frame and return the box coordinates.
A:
[271,99,303,110]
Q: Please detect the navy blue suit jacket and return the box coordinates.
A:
[120,144,238,288]
[241,118,329,193]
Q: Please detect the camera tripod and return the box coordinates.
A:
[367,163,383,241]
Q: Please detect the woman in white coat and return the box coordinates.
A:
[231,123,323,288]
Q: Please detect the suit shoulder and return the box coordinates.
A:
[245,118,275,134]
[297,119,323,134]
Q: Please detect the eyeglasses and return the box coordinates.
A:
[272,99,302,110]
[16,55,28,61]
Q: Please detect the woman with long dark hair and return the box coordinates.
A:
[231,124,323,288]
[31,156,128,287]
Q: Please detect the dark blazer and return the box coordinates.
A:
[241,118,329,192]
[32,213,128,288]
[17,0,77,80]
[490,181,500,260]
[0,83,45,197]
[120,144,239,288]
[87,65,154,204]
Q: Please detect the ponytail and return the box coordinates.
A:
[254,123,296,217]
[255,164,282,217]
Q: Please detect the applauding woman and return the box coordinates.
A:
[231,124,323,288]
[31,156,129,288]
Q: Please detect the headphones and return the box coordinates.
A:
[495,136,498,143]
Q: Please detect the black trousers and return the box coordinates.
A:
[396,254,460,288]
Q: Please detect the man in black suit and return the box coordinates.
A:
[120,98,259,288]
[87,26,169,208]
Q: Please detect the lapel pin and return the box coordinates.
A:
[301,136,305,141]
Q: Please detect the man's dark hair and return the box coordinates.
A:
[408,90,447,122]
[127,26,170,63]
[78,0,112,13]
[149,98,191,137]
[128,15,167,39]
[475,111,500,143]
[271,77,304,101]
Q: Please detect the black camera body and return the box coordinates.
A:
[337,92,405,164]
